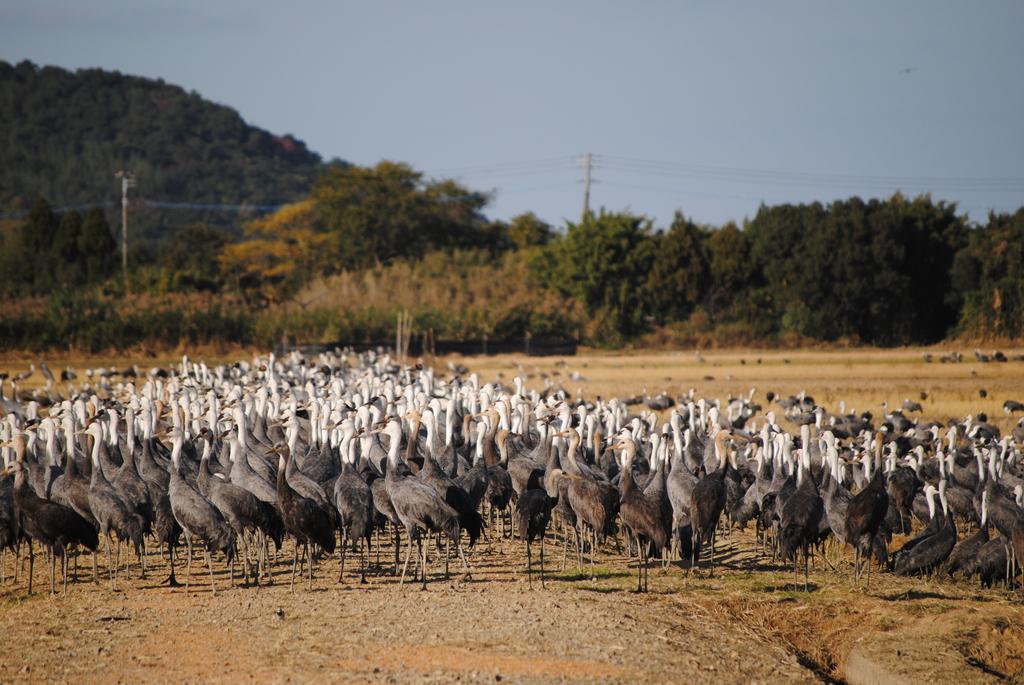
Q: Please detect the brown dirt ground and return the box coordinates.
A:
[1,526,1022,684]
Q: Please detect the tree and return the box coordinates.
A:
[220,199,330,303]
[78,207,117,283]
[704,222,753,317]
[645,212,709,324]
[952,209,1024,338]
[312,161,492,269]
[538,210,657,344]
[743,193,967,344]
[506,212,554,250]
[16,197,58,289]
[158,223,229,291]
[52,209,84,286]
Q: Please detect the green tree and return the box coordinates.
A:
[506,212,554,250]
[78,207,117,283]
[18,197,58,289]
[158,223,229,291]
[52,209,84,286]
[704,222,753,318]
[744,194,967,344]
[645,212,709,324]
[538,210,657,344]
[313,161,492,269]
[952,209,1024,338]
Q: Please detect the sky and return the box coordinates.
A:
[2,1,1023,228]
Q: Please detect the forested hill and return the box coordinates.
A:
[0,60,327,242]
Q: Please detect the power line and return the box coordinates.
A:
[498,180,582,195]
[429,155,578,176]
[137,199,285,212]
[0,199,288,220]
[595,155,1024,192]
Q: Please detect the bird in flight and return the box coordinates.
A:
[898,67,918,75]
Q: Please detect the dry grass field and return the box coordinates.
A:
[447,346,1024,435]
[1,346,1023,684]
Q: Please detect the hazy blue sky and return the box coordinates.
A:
[2,1,1022,227]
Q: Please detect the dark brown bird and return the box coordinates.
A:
[615,436,668,592]
[844,435,889,587]
[276,446,336,591]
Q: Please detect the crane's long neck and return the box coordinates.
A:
[44,426,57,466]
[332,427,345,466]
[386,423,402,468]
[482,416,499,467]
[125,410,136,458]
[90,429,102,472]
[424,412,436,456]
[715,433,728,472]
[621,442,637,490]
[566,432,582,473]
[170,435,183,473]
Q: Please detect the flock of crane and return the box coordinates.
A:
[2,350,1024,597]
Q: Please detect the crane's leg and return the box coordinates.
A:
[804,549,810,592]
[457,539,472,579]
[104,535,114,588]
[62,549,69,597]
[1005,543,1011,591]
[865,548,871,590]
[560,521,568,571]
[338,528,347,583]
[691,531,698,571]
[139,538,146,579]
[399,532,414,587]
[361,534,368,584]
[636,540,642,593]
[420,536,428,591]
[289,540,299,592]
[526,539,532,589]
[239,534,248,587]
[166,542,176,587]
[643,544,649,593]
[49,546,56,596]
[27,538,34,595]
[540,536,546,589]
[590,528,597,581]
[185,534,193,592]
[710,528,717,578]
[205,547,216,596]
[114,540,121,589]
[393,525,401,576]
[307,542,314,591]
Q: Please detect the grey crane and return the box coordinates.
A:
[167,429,236,594]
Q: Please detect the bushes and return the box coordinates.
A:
[2,194,1022,353]
[0,249,584,352]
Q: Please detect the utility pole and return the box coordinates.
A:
[580,152,592,220]
[115,170,136,287]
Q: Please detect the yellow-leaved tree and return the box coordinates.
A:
[219,199,330,304]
